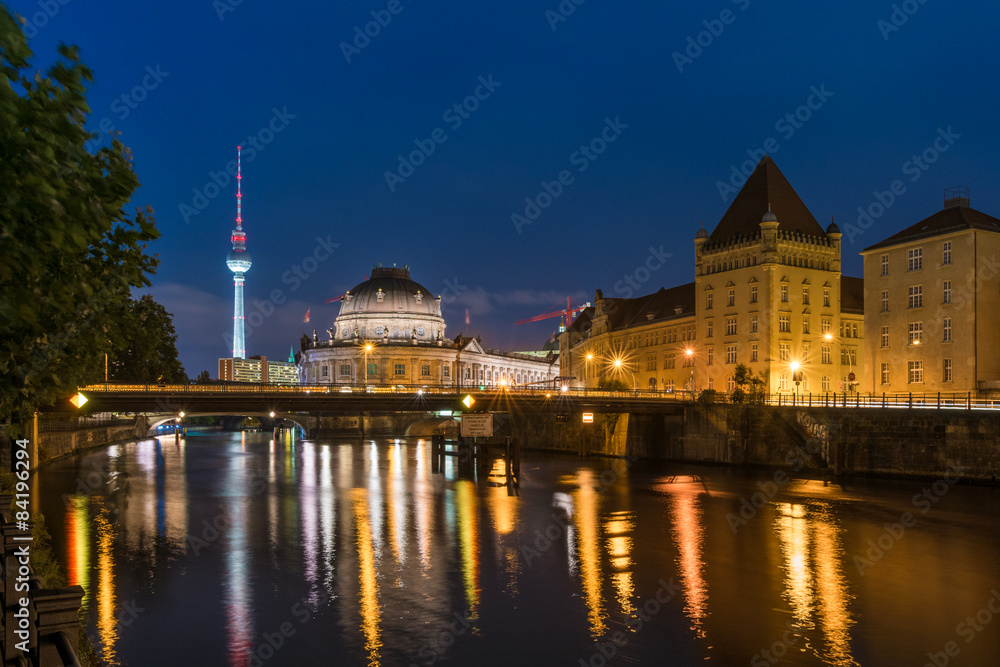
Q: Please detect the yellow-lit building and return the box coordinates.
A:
[860,188,1000,396]
[560,156,864,396]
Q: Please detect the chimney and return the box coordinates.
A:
[944,186,970,209]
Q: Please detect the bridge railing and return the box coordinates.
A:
[77,383,1000,411]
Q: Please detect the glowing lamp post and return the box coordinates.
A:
[790,360,803,400]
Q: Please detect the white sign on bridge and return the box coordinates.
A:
[461,414,493,437]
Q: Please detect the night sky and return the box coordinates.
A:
[9,0,1000,377]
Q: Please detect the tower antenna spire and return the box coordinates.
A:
[236,145,243,230]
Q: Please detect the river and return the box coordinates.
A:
[33,430,1000,666]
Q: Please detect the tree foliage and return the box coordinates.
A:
[196,370,212,384]
[731,363,765,404]
[106,295,186,383]
[0,6,159,432]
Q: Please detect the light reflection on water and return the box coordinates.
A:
[38,431,1000,666]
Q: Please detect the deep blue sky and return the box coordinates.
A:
[10,0,1000,377]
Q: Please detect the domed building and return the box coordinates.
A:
[298,264,559,388]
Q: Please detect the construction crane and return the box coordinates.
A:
[515,297,590,332]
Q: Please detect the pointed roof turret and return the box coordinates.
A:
[710,156,824,242]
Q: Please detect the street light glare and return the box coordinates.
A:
[790,361,800,371]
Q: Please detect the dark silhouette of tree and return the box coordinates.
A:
[0,6,159,435]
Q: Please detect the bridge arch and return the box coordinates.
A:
[404,417,458,437]
[147,412,309,435]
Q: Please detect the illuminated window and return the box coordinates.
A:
[821,346,831,364]
[943,358,952,382]
[779,315,790,333]
[822,375,831,392]
[908,361,923,383]
[881,363,890,385]
[779,373,788,391]
[880,326,889,348]
[908,322,922,345]
[421,364,430,377]
[779,343,790,361]
[822,318,831,333]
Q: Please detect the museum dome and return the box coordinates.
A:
[333,265,446,342]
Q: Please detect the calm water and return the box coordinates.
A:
[33,431,1000,666]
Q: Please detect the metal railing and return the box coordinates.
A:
[77,383,1000,410]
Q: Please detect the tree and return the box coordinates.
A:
[196,370,212,384]
[0,6,159,434]
[731,363,765,404]
[106,295,187,383]
[597,377,629,392]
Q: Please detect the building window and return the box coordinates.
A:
[908,360,923,383]
[779,343,790,362]
[394,363,406,376]
[908,248,923,271]
[779,373,788,391]
[726,317,737,336]
[802,317,810,335]
[321,365,329,377]
[750,315,758,334]
[943,358,952,382]
[822,376,831,392]
[376,288,385,302]
[851,322,859,338]
[823,289,830,307]
[726,345,737,364]
[707,347,714,365]
[880,325,889,348]
[750,343,758,363]
[646,355,657,371]
[727,376,736,392]
[443,365,450,378]
[707,320,714,338]
[665,379,675,392]
[908,285,923,309]
[706,291,713,310]
[750,285,758,303]
[881,289,889,313]
[708,378,714,390]
[781,284,788,302]
[881,362,890,385]
[943,241,951,265]
[822,318,831,333]
[367,363,377,377]
[908,322,923,345]
[340,363,351,376]
[779,315,790,333]
[421,363,430,377]
[943,318,952,342]
[881,254,889,276]
[821,346,831,364]
[943,280,951,304]
[802,288,810,305]
[727,288,735,307]
[666,352,675,369]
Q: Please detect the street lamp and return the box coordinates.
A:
[790,360,803,399]
[685,348,695,398]
[585,352,594,394]
[824,332,857,392]
[363,342,373,390]
[612,357,637,393]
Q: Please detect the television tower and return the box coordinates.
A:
[226,146,252,359]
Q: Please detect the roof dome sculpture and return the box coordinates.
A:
[761,208,778,224]
[695,226,709,239]
[333,264,445,342]
[826,221,841,234]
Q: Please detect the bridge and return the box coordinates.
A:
[70,383,692,416]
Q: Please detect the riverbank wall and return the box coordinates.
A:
[501,405,1000,482]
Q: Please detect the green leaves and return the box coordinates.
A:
[0,5,161,432]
